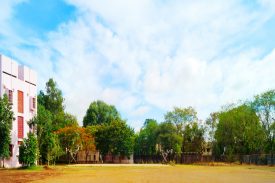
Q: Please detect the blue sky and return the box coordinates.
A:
[0,0,275,130]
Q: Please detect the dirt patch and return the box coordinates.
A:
[0,167,59,183]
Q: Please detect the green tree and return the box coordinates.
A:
[134,119,159,157]
[156,122,182,162]
[205,112,219,143]
[182,122,204,153]
[45,133,63,165]
[214,104,265,161]
[0,95,14,168]
[165,107,198,135]
[31,105,64,165]
[83,100,120,126]
[19,133,39,167]
[39,78,65,115]
[252,90,275,153]
[95,120,134,160]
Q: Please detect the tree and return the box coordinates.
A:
[53,112,78,130]
[156,122,182,163]
[182,122,204,153]
[164,107,198,135]
[80,127,96,163]
[205,112,219,143]
[252,90,275,153]
[0,95,14,168]
[31,105,64,165]
[214,104,265,161]
[19,133,39,167]
[39,78,65,115]
[95,120,135,160]
[83,100,120,126]
[56,125,82,163]
[134,119,158,157]
[45,133,63,165]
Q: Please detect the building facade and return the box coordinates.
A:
[0,54,37,168]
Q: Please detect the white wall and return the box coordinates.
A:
[0,54,37,168]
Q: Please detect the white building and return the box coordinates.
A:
[0,54,37,168]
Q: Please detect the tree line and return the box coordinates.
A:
[0,78,274,167]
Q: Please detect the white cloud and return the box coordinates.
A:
[1,0,275,129]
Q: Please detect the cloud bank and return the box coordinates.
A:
[0,0,275,129]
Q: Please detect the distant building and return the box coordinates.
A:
[77,150,100,163]
[0,54,37,168]
[202,142,212,156]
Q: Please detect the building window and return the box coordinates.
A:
[18,90,24,113]
[30,97,36,111]
[8,90,13,104]
[5,89,13,104]
[9,144,14,157]
[18,116,24,138]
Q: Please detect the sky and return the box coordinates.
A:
[0,0,275,130]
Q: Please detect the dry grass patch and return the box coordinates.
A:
[1,164,275,183]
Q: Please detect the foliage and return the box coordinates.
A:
[19,133,39,167]
[32,105,64,165]
[156,122,182,157]
[56,125,82,163]
[134,119,159,156]
[80,127,96,162]
[214,104,265,159]
[182,122,205,153]
[38,78,64,115]
[252,90,275,153]
[0,95,14,167]
[164,107,198,134]
[205,112,219,142]
[35,78,78,165]
[83,100,120,126]
[45,133,63,165]
[95,120,135,158]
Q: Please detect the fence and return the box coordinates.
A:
[241,154,275,165]
[134,153,275,165]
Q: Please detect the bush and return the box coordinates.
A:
[19,133,39,167]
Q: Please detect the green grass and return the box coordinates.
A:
[19,165,44,171]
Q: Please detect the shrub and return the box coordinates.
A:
[19,133,39,167]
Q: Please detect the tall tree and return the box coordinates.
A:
[40,78,65,115]
[83,100,120,126]
[164,107,198,134]
[156,122,182,162]
[214,104,265,161]
[182,122,204,153]
[252,90,275,153]
[31,105,64,164]
[95,120,134,159]
[134,119,159,156]
[0,95,14,168]
[205,112,219,143]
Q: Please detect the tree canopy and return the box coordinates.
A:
[95,119,134,157]
[134,119,159,156]
[0,95,14,167]
[83,100,120,126]
[252,90,275,153]
[214,104,265,160]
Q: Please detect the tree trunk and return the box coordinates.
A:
[85,151,88,163]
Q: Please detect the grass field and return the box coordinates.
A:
[1,164,275,183]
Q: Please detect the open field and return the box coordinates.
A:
[1,164,275,183]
